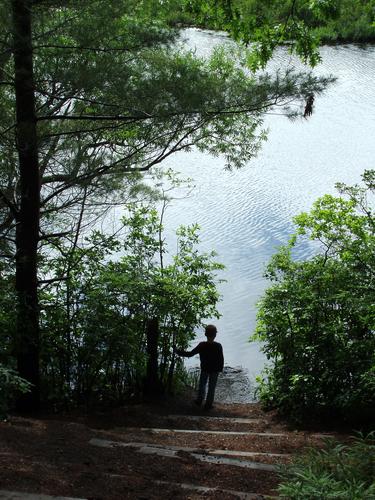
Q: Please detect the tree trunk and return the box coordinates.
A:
[143,317,162,396]
[12,0,40,412]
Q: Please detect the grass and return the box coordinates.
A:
[277,432,375,499]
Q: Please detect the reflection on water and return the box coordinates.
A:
[164,30,375,380]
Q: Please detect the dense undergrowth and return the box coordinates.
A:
[0,173,224,411]
[253,171,375,425]
[277,433,375,499]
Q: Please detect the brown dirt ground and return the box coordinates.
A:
[0,397,352,500]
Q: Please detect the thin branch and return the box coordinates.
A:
[41,121,126,139]
[34,44,138,53]
[35,92,296,130]
[37,112,152,122]
[38,276,68,285]
[39,230,72,240]
[41,116,207,207]
[36,89,123,110]
[0,254,14,260]
[0,190,18,216]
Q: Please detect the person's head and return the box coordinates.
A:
[205,324,217,341]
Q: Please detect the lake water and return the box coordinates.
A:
[160,29,375,384]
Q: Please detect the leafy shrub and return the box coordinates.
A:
[0,364,31,418]
[39,202,223,406]
[253,171,375,423]
[277,433,375,499]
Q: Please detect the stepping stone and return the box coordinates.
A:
[119,427,286,437]
[90,438,289,458]
[118,427,333,439]
[89,438,277,471]
[207,449,288,459]
[166,415,267,425]
[90,438,180,458]
[191,453,276,471]
[0,492,85,500]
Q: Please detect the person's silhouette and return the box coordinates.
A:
[176,325,224,410]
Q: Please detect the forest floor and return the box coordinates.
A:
[0,393,352,500]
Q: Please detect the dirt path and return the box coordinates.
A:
[0,400,348,499]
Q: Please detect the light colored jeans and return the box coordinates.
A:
[197,371,219,407]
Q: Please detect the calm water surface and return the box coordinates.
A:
[161,30,375,382]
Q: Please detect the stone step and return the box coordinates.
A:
[0,492,85,500]
[116,427,332,439]
[166,414,267,425]
[89,438,277,471]
[194,453,276,471]
[90,438,289,458]
[116,427,287,437]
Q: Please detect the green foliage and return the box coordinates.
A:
[1,0,331,263]
[0,364,31,418]
[38,178,224,405]
[277,433,375,499]
[181,0,375,69]
[313,0,375,42]
[0,266,16,355]
[253,171,375,423]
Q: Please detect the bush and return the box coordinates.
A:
[277,433,375,499]
[253,171,375,423]
[39,203,223,406]
[0,364,31,418]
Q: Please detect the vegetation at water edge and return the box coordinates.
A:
[174,0,375,44]
[253,171,375,425]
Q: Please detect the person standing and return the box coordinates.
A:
[176,324,224,410]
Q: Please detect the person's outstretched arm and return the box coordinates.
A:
[176,344,201,358]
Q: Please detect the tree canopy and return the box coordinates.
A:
[1,0,331,255]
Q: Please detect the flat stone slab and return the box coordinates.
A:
[207,448,288,458]
[89,438,277,471]
[0,492,85,500]
[90,438,180,458]
[120,427,286,437]
[90,438,288,458]
[166,414,267,425]
[118,427,333,439]
[190,453,276,471]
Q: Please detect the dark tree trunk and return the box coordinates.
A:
[143,317,162,396]
[12,0,41,412]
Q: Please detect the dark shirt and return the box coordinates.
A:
[179,341,224,372]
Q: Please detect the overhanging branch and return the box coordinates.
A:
[0,190,18,217]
